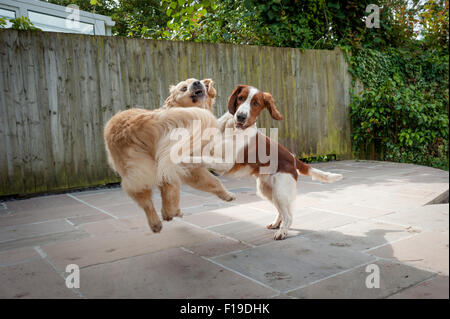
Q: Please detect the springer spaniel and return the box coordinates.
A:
[183,85,343,240]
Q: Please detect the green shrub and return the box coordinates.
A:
[349,47,449,170]
[0,16,40,31]
[0,17,7,28]
[10,17,40,31]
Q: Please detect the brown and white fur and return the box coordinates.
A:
[183,85,343,240]
[104,78,234,233]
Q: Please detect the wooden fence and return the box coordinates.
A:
[0,30,353,196]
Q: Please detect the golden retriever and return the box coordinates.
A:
[104,78,234,233]
[164,78,217,112]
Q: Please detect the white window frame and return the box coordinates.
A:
[0,0,115,35]
[0,6,17,28]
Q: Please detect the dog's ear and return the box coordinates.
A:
[227,85,245,115]
[202,79,216,99]
[164,84,177,107]
[263,92,283,120]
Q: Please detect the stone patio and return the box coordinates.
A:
[0,160,448,299]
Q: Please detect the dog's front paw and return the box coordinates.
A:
[219,191,236,202]
[150,221,163,233]
[175,209,184,218]
[161,208,174,221]
[274,229,288,240]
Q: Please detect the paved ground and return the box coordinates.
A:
[0,160,448,299]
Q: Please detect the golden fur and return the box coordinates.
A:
[104,79,234,233]
[164,78,217,112]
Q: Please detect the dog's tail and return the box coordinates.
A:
[295,158,343,183]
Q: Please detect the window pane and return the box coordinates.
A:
[0,8,16,28]
[0,8,15,19]
[28,11,94,35]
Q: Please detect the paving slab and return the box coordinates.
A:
[241,195,323,212]
[0,247,41,266]
[0,194,103,227]
[78,248,276,298]
[333,192,431,211]
[77,215,149,237]
[203,205,274,223]
[182,211,242,228]
[0,259,80,299]
[67,213,113,226]
[183,236,250,257]
[208,220,278,246]
[368,231,449,275]
[94,201,151,219]
[308,201,394,219]
[289,207,359,234]
[4,194,89,213]
[0,229,90,252]
[375,204,449,232]
[41,218,247,269]
[226,190,265,206]
[287,259,435,299]
[212,236,375,292]
[303,220,415,252]
[72,188,133,207]
[0,219,75,243]
[388,275,449,299]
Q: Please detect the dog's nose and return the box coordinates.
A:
[237,113,247,122]
[193,81,202,88]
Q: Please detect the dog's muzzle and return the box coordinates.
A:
[191,81,205,98]
[237,113,247,123]
[235,112,247,129]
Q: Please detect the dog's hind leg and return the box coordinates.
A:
[256,177,281,229]
[271,173,296,240]
[182,167,236,201]
[128,189,162,233]
[159,181,183,220]
[272,200,293,240]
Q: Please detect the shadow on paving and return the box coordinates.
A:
[204,216,445,299]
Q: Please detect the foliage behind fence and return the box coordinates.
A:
[348,47,449,170]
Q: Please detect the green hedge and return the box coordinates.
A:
[348,47,449,170]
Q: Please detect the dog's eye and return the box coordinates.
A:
[181,86,188,92]
[252,101,259,107]
[238,96,244,101]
